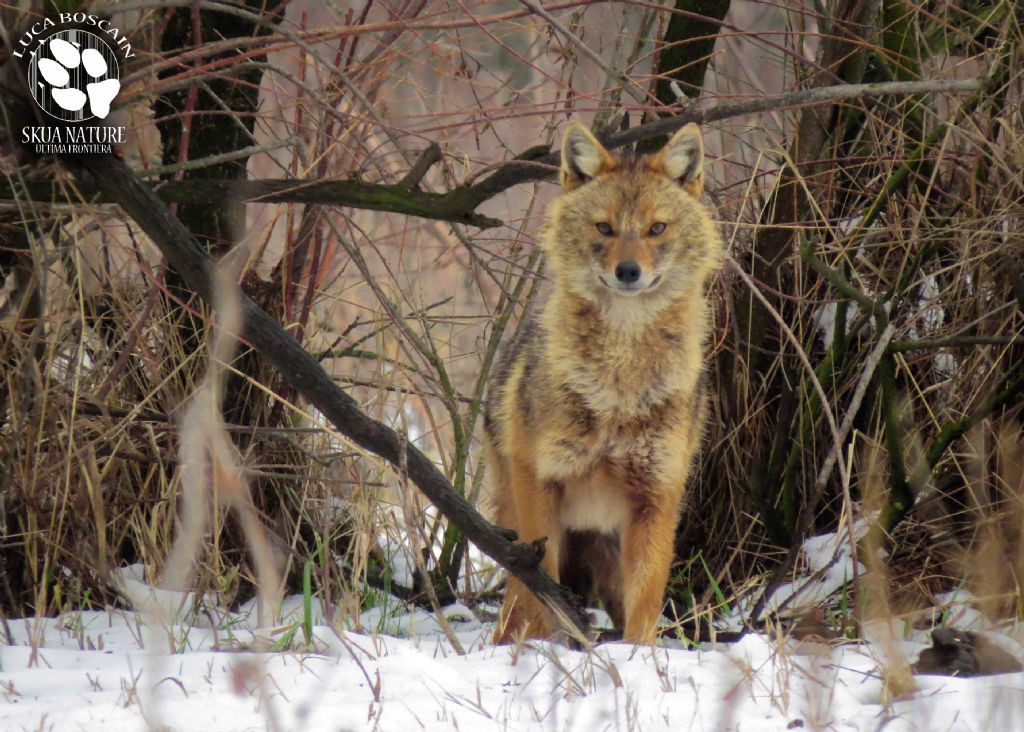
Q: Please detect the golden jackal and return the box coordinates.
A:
[485,122,721,644]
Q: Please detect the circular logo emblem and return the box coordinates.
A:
[27,29,121,121]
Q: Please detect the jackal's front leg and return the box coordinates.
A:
[494,459,563,644]
[621,489,683,644]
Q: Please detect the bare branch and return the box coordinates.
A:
[58,151,591,638]
[0,77,983,228]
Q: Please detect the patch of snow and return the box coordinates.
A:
[815,299,858,349]
[376,504,500,595]
[759,519,870,618]
[110,564,211,627]
[4,600,1024,731]
[934,589,989,631]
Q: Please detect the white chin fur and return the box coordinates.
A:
[597,274,657,296]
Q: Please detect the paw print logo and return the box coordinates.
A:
[28,29,120,121]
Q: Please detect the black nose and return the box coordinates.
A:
[615,260,642,284]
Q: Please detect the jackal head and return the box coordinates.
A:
[545,123,720,305]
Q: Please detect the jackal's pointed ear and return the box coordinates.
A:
[561,123,614,191]
[653,123,704,197]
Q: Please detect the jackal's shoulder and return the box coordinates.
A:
[482,311,544,440]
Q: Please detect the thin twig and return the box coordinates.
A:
[887,335,1017,353]
[517,0,652,106]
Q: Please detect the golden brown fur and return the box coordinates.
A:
[485,122,722,644]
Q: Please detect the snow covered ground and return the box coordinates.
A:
[3,592,1024,732]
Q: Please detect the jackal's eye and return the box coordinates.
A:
[648,222,667,236]
[595,222,614,236]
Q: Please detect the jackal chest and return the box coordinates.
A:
[535,407,667,486]
[540,423,670,534]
